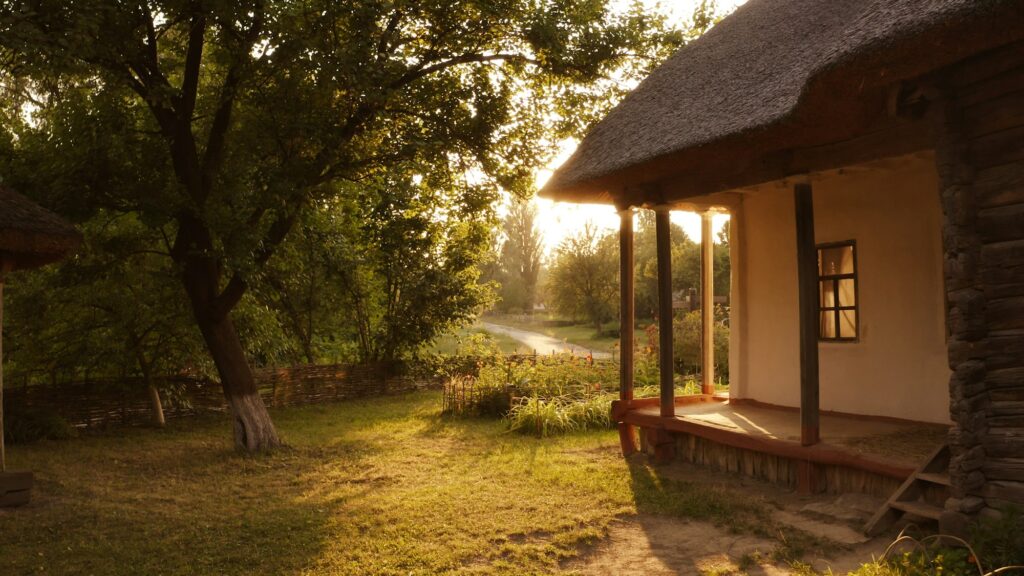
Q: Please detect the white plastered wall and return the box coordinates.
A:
[728,154,951,424]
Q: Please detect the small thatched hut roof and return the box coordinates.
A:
[0,185,81,271]
[542,0,1024,203]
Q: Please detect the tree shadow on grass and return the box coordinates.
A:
[0,410,387,576]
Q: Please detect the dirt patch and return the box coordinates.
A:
[565,460,897,575]
[566,513,893,575]
[565,514,787,575]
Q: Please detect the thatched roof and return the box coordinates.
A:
[542,0,1024,203]
[0,185,81,271]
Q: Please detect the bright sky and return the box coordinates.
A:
[530,0,747,255]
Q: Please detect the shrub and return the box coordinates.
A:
[971,507,1024,570]
[442,352,619,435]
[849,511,1024,576]
[506,393,613,437]
[671,308,730,379]
[3,407,77,444]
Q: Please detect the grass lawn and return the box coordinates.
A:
[1,391,825,575]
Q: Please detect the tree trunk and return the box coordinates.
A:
[136,351,165,428]
[147,384,166,428]
[181,260,280,452]
[197,309,280,451]
[201,309,279,451]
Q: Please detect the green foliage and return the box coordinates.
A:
[506,393,612,437]
[254,166,497,364]
[672,307,731,379]
[3,407,77,444]
[488,199,544,313]
[633,210,732,321]
[971,507,1024,571]
[456,353,618,436]
[849,548,975,576]
[633,326,728,391]
[0,0,688,400]
[546,223,619,330]
[478,354,616,395]
[3,212,210,384]
[850,512,1024,576]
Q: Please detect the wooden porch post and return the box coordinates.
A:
[655,206,675,418]
[700,211,715,395]
[617,207,638,455]
[794,182,820,447]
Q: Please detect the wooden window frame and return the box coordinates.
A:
[817,240,859,342]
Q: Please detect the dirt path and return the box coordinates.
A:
[479,321,612,359]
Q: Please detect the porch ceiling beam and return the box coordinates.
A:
[794,182,821,447]
[701,212,715,395]
[617,205,639,455]
[654,205,675,418]
[651,116,931,203]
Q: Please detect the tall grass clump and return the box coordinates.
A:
[506,393,612,437]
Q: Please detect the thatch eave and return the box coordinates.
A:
[0,185,81,272]
[541,0,1024,204]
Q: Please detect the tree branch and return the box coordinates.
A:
[201,3,265,195]
[376,9,403,58]
[214,205,302,316]
[179,10,206,118]
[390,52,535,89]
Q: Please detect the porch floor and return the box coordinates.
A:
[628,399,949,472]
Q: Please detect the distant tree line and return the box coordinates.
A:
[542,212,731,329]
[539,211,731,377]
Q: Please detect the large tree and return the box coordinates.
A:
[496,199,543,312]
[546,222,618,331]
[0,0,683,450]
[257,164,496,364]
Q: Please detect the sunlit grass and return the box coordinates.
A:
[2,391,815,575]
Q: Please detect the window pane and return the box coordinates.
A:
[820,281,835,308]
[820,245,854,276]
[840,309,857,338]
[820,311,836,338]
[838,278,856,307]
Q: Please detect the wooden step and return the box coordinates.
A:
[890,500,943,520]
[916,472,951,486]
[864,443,950,535]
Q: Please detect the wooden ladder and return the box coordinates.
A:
[864,444,951,536]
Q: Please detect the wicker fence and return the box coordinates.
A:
[3,353,615,431]
[3,361,444,430]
